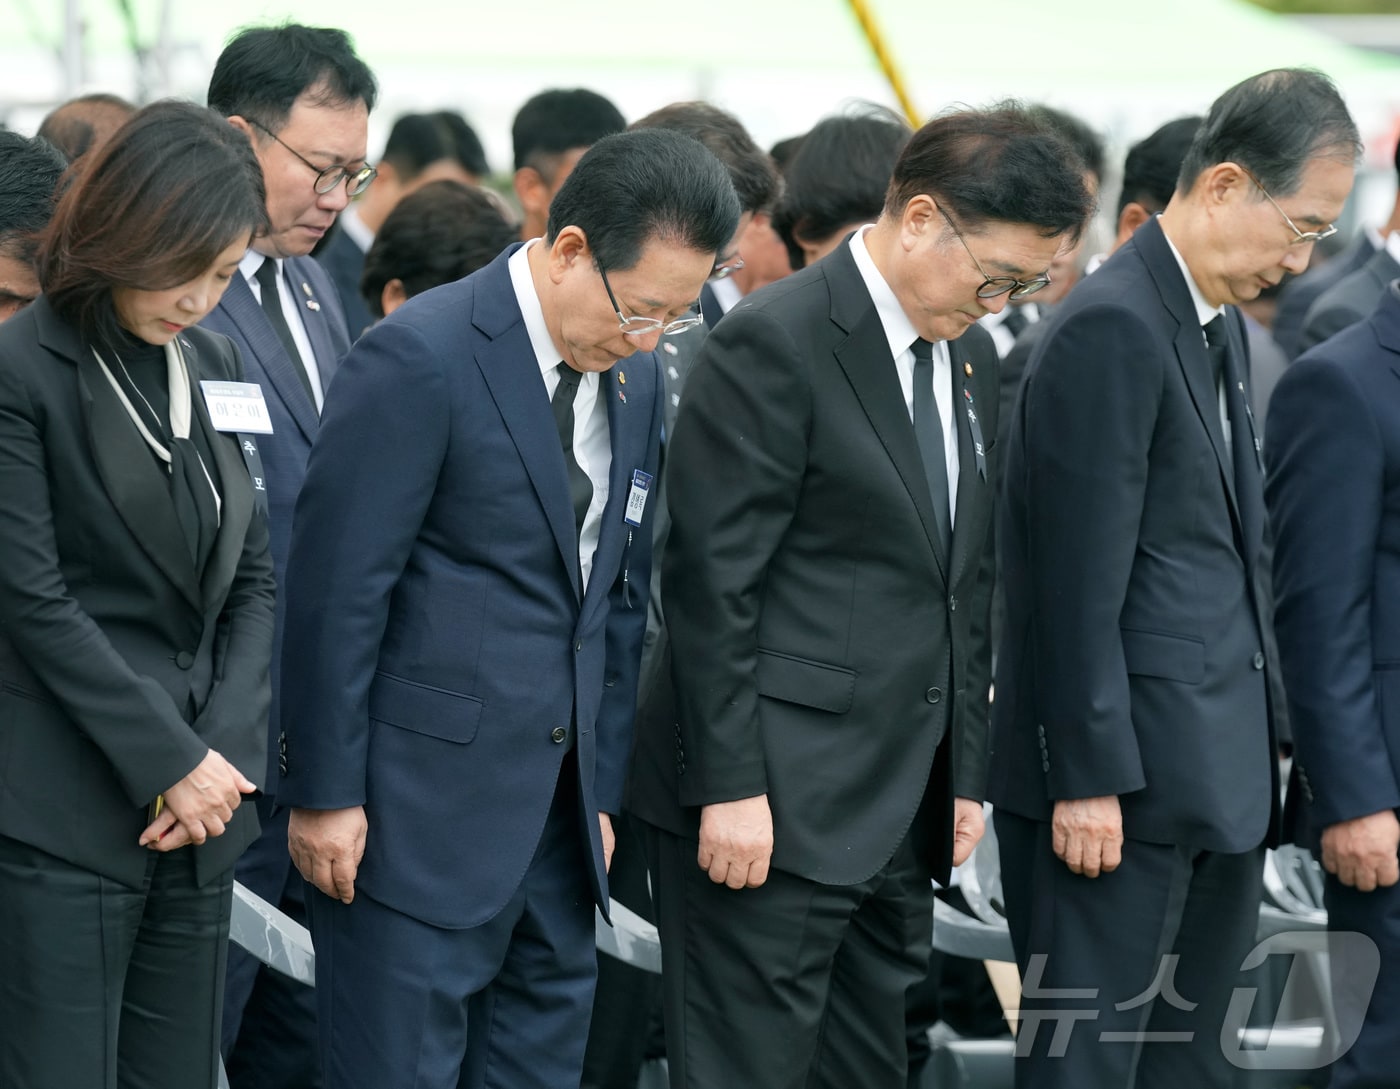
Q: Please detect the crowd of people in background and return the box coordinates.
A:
[0,21,1398,1089]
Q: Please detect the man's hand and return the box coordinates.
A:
[288,806,368,904]
[139,749,255,849]
[600,812,616,873]
[1052,795,1123,878]
[698,794,773,889]
[951,798,986,867]
[1322,810,1400,892]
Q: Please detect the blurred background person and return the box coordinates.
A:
[36,91,135,161]
[0,99,275,1089]
[358,178,516,320]
[319,108,489,339]
[0,130,67,322]
[770,103,910,268]
[511,86,625,242]
[202,22,378,1089]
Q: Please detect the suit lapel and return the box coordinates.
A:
[826,250,947,582]
[1137,221,1243,532]
[580,365,637,623]
[1222,316,1265,568]
[286,257,343,392]
[948,349,990,590]
[183,340,253,613]
[52,329,203,609]
[218,273,319,443]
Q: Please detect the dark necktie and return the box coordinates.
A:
[1203,315,1228,390]
[551,363,593,542]
[911,338,953,559]
[255,257,318,407]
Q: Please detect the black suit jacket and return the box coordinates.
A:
[1298,246,1400,357]
[0,297,276,888]
[1268,282,1400,844]
[1273,230,1375,360]
[990,216,1284,853]
[631,241,999,886]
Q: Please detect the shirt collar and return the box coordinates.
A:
[338,206,374,254]
[848,225,921,359]
[1158,217,1222,327]
[508,240,569,381]
[239,249,274,286]
[708,276,742,315]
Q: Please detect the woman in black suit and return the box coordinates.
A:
[0,100,276,1088]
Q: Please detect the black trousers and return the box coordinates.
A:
[996,810,1264,1089]
[0,832,233,1089]
[647,821,934,1089]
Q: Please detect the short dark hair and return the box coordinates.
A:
[381,110,488,180]
[1177,68,1359,196]
[1027,104,1106,184]
[769,135,805,175]
[0,132,67,264]
[207,23,377,129]
[36,92,134,161]
[1119,116,1201,217]
[39,100,268,352]
[886,102,1095,241]
[546,129,741,273]
[772,105,911,270]
[512,88,626,175]
[360,181,516,319]
[630,102,780,215]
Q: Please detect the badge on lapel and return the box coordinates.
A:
[301,281,321,312]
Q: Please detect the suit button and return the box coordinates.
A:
[1252,652,1265,670]
[925,687,942,704]
[551,727,567,744]
[175,651,195,669]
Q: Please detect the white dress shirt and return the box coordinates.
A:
[239,250,325,413]
[708,276,743,316]
[849,226,959,526]
[1160,222,1231,444]
[509,241,611,590]
[338,205,374,254]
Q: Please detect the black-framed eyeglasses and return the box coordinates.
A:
[248,118,378,197]
[1239,165,1338,246]
[711,255,745,281]
[938,205,1051,300]
[599,265,705,338]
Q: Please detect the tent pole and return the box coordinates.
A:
[844,0,920,127]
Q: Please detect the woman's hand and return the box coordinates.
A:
[139,749,256,851]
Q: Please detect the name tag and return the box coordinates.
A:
[200,381,274,434]
[624,469,652,527]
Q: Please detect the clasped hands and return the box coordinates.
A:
[139,748,257,851]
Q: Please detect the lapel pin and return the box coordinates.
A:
[964,362,973,376]
[663,342,679,356]
[305,299,321,312]
[618,370,627,384]
[618,390,627,404]
[301,282,313,297]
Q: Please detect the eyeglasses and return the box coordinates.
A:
[249,119,378,197]
[937,206,1051,300]
[711,255,745,281]
[599,266,705,338]
[1239,165,1338,246]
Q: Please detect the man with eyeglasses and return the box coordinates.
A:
[630,105,1091,1089]
[274,129,739,1089]
[990,69,1358,1089]
[201,23,377,1089]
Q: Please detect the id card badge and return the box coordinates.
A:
[624,469,653,527]
[200,381,274,434]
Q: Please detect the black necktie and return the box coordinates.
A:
[1203,315,1228,390]
[551,363,592,542]
[911,338,953,559]
[255,257,318,407]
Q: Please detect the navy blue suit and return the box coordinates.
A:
[201,254,350,1086]
[276,245,662,1087]
[317,225,375,343]
[1267,282,1400,1089]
